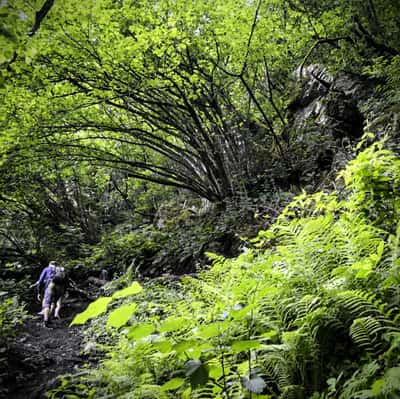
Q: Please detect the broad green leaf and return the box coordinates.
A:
[159,316,189,333]
[196,321,229,339]
[355,268,372,279]
[231,340,261,353]
[185,360,209,388]
[160,377,185,391]
[127,323,155,340]
[230,303,257,320]
[70,297,112,326]
[208,364,223,379]
[112,281,143,299]
[107,303,137,328]
[152,340,173,353]
[173,340,198,354]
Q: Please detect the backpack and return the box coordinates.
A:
[52,266,67,285]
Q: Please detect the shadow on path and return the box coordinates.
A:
[5,297,91,399]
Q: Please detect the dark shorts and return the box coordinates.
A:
[43,282,65,308]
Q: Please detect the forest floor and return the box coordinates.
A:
[5,294,92,399]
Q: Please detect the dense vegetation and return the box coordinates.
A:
[51,141,399,399]
[1,0,400,397]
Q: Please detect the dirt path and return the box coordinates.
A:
[5,297,91,399]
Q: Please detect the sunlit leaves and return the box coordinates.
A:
[195,321,230,338]
[127,323,156,340]
[61,144,400,398]
[70,296,112,325]
[0,0,35,63]
[71,281,142,326]
[112,281,143,299]
[231,339,261,353]
[158,316,190,333]
[107,302,137,328]
[160,377,185,391]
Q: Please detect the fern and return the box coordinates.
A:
[334,290,387,322]
[49,142,400,399]
[338,361,380,399]
[369,367,400,398]
[349,317,387,355]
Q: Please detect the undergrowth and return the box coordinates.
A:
[49,141,400,398]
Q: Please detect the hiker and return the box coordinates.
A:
[42,265,68,327]
[31,261,57,311]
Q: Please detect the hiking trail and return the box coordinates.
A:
[5,293,92,399]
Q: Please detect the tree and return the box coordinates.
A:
[1,0,312,202]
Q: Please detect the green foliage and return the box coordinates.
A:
[1,0,400,396]
[48,142,400,398]
[70,281,143,326]
[0,295,27,339]
[0,294,28,397]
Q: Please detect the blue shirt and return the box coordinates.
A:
[37,265,56,292]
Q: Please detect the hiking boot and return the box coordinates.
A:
[43,320,50,328]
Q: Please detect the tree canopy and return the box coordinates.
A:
[2,0,400,203]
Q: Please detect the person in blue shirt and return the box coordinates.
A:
[31,261,57,312]
[42,266,68,327]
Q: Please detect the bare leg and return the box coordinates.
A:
[37,297,45,315]
[43,306,51,326]
[54,298,62,318]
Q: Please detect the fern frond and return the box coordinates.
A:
[258,348,295,395]
[335,290,386,322]
[349,316,387,355]
[280,385,304,399]
[191,381,223,399]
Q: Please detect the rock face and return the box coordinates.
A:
[282,65,376,188]
[288,65,369,141]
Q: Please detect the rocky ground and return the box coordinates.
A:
[4,296,91,399]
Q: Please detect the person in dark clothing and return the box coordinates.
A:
[42,266,68,327]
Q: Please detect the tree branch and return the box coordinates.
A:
[29,0,55,37]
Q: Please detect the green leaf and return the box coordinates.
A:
[181,387,192,399]
[196,321,229,338]
[231,340,261,353]
[152,340,173,353]
[185,360,209,388]
[158,316,188,333]
[209,364,224,379]
[230,304,257,320]
[112,281,143,299]
[371,378,385,394]
[70,297,113,326]
[173,340,198,354]
[160,377,185,391]
[185,359,202,376]
[260,330,279,341]
[106,303,137,328]
[127,323,155,340]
